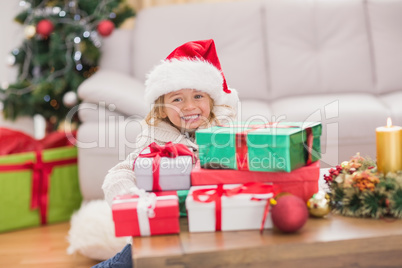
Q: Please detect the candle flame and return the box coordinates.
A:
[387,117,393,127]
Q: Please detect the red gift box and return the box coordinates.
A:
[191,161,320,202]
[112,191,180,237]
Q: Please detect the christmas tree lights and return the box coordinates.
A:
[0,0,135,130]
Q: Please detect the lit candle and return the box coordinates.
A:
[376,117,402,174]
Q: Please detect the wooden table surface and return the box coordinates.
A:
[132,214,402,268]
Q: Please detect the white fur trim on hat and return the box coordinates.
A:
[144,58,237,106]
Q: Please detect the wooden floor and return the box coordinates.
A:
[0,222,100,268]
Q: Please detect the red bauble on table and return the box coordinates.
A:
[271,194,309,233]
[97,20,115,37]
[36,19,54,37]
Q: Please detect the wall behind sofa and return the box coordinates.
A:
[128,0,237,12]
[0,2,21,90]
[0,2,37,137]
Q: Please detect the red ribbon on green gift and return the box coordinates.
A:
[219,123,313,171]
[192,182,280,232]
[135,142,194,192]
[0,150,77,225]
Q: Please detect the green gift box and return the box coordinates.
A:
[0,146,82,233]
[196,122,322,172]
[177,190,189,217]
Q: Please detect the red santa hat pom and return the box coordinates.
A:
[144,39,238,108]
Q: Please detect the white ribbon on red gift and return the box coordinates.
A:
[135,189,156,236]
[114,189,178,236]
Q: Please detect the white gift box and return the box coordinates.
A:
[186,184,274,233]
[135,150,192,191]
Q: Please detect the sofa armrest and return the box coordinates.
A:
[78,69,149,118]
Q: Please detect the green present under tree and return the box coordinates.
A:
[0,0,135,129]
[0,146,82,233]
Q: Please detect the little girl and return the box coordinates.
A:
[93,39,238,267]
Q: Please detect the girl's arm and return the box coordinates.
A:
[102,130,155,206]
[102,151,139,207]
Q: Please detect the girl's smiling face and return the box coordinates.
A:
[162,88,212,131]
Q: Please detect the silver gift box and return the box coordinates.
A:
[135,154,193,191]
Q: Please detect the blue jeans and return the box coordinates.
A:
[91,244,132,268]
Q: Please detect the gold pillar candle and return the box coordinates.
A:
[376,118,402,174]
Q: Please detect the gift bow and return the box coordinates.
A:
[136,142,194,191]
[0,150,77,225]
[218,123,313,171]
[192,182,280,233]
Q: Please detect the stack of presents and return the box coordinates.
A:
[0,121,321,235]
[112,122,322,236]
[0,128,82,233]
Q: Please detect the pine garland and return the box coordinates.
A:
[324,153,402,219]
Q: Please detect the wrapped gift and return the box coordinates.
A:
[112,190,180,237]
[186,183,279,233]
[0,128,38,155]
[0,146,82,233]
[191,160,320,202]
[196,122,321,172]
[177,190,189,217]
[135,142,194,191]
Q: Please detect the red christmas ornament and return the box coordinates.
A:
[271,195,309,233]
[97,20,115,37]
[37,19,54,37]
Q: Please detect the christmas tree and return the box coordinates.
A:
[1,0,135,130]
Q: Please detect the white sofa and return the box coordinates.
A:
[76,0,402,201]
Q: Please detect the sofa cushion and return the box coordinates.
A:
[270,93,390,146]
[367,0,402,94]
[238,100,273,122]
[379,91,402,126]
[263,0,375,100]
[131,0,269,101]
[78,103,128,123]
[77,70,149,117]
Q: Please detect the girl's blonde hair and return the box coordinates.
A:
[145,94,220,128]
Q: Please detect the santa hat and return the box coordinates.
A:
[144,39,238,108]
